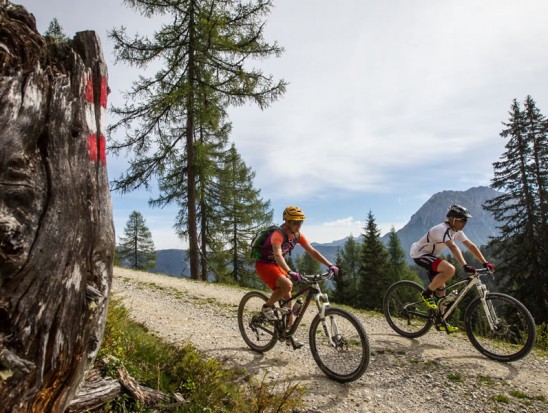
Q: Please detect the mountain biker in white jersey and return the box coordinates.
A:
[410,204,494,332]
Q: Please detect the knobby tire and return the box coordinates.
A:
[238,291,277,353]
[309,307,370,383]
[383,280,433,338]
[464,292,536,362]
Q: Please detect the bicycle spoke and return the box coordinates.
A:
[383,280,433,338]
[309,308,370,383]
[465,293,536,362]
[238,291,277,353]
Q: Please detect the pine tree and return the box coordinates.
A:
[484,96,548,323]
[108,0,286,280]
[212,144,273,286]
[43,18,68,43]
[296,253,321,275]
[357,212,390,310]
[386,227,421,285]
[332,236,361,307]
[118,211,156,271]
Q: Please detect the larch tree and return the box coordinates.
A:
[108,0,286,280]
[484,96,548,323]
[118,211,157,271]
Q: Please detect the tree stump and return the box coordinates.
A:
[0,2,115,411]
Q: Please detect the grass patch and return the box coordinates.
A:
[508,390,548,405]
[492,394,510,404]
[478,375,498,386]
[536,322,548,354]
[509,390,528,399]
[447,373,464,383]
[98,297,305,412]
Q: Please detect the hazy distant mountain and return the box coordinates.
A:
[143,186,503,276]
[153,249,190,277]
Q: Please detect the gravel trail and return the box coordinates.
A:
[112,267,548,413]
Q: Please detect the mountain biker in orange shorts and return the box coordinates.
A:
[410,204,494,332]
[255,206,338,348]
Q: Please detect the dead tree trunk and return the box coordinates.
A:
[0,2,115,411]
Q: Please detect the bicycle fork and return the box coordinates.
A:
[316,293,345,349]
[477,284,500,331]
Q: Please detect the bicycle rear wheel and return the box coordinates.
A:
[464,292,536,362]
[383,280,433,338]
[309,307,370,383]
[238,291,277,353]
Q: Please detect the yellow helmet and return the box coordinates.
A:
[283,206,306,221]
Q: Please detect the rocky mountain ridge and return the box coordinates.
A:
[148,186,502,276]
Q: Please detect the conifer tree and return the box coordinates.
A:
[332,235,361,307]
[484,96,548,323]
[357,212,390,310]
[118,211,156,271]
[386,227,421,284]
[43,18,68,43]
[108,0,286,279]
[212,144,273,286]
[296,252,321,275]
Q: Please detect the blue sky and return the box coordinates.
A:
[16,0,548,249]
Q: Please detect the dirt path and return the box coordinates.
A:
[112,268,548,413]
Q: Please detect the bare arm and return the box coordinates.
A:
[462,240,488,264]
[302,243,333,267]
[445,239,467,266]
[272,243,292,273]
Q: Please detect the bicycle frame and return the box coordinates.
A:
[278,274,337,345]
[440,269,497,329]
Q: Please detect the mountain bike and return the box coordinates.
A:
[237,270,370,383]
[383,268,536,362]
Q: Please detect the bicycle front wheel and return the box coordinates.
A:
[383,280,433,338]
[464,292,536,362]
[309,307,370,383]
[238,291,277,353]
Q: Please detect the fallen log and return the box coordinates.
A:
[66,357,186,412]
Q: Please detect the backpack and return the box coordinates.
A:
[250,225,300,261]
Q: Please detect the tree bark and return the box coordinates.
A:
[0,2,114,411]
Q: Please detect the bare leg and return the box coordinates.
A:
[428,260,456,296]
[265,276,292,307]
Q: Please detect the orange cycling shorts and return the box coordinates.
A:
[255,262,288,290]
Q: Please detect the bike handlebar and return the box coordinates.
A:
[473,267,495,278]
[300,270,335,283]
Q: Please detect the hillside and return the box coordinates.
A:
[112,267,548,413]
[142,186,502,276]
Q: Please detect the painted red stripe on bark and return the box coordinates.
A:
[87,134,107,165]
[85,75,94,103]
[100,77,108,108]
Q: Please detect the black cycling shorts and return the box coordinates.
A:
[413,254,443,281]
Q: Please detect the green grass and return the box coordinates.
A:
[447,373,464,383]
[97,297,306,412]
[492,394,510,404]
[536,322,548,354]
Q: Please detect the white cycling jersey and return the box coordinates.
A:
[410,222,469,258]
